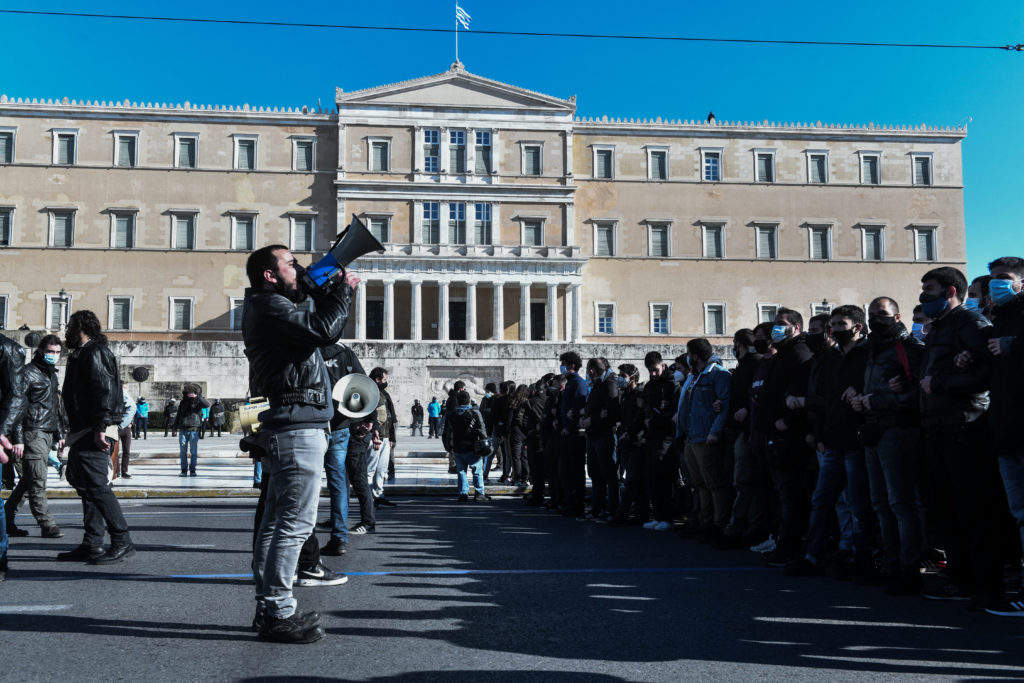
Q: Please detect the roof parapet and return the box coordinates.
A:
[573,115,965,134]
[0,94,336,117]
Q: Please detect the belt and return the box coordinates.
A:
[274,388,327,406]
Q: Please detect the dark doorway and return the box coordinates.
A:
[530,302,546,341]
[450,301,467,340]
[366,300,384,340]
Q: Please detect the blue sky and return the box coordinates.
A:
[1,1,1021,276]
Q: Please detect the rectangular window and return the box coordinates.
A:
[759,304,779,324]
[915,229,936,261]
[649,150,668,180]
[371,140,389,172]
[113,213,135,249]
[448,203,467,244]
[449,130,466,173]
[0,209,11,246]
[861,154,880,184]
[703,224,723,258]
[595,149,613,179]
[913,156,932,186]
[110,297,132,331]
[809,227,830,260]
[51,210,74,247]
[703,150,721,181]
[423,202,440,244]
[523,220,543,246]
[652,304,670,335]
[173,214,196,250]
[48,295,69,329]
[177,136,197,168]
[0,295,7,329]
[811,302,833,317]
[368,217,390,244]
[294,139,314,172]
[292,216,314,252]
[595,223,615,256]
[56,133,76,165]
[523,145,542,176]
[474,203,492,244]
[756,225,777,259]
[0,131,12,164]
[809,153,827,184]
[474,131,491,174]
[233,215,255,251]
[705,304,725,335]
[649,224,669,257]
[230,297,245,331]
[597,303,615,334]
[863,227,883,261]
[423,129,440,173]
[755,152,774,183]
[235,138,256,170]
[116,134,137,167]
[170,298,193,331]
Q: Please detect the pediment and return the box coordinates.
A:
[337,67,575,113]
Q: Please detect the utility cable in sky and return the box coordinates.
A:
[0,8,1021,52]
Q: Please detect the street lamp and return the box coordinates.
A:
[57,288,70,331]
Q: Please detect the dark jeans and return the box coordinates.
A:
[615,439,649,522]
[559,431,586,514]
[767,436,811,558]
[117,427,132,475]
[925,419,1004,598]
[66,437,131,548]
[345,443,375,528]
[428,417,440,438]
[324,429,350,544]
[645,435,676,523]
[865,426,924,572]
[587,433,618,516]
[510,426,529,482]
[543,432,563,506]
[411,419,423,437]
[133,416,147,439]
[805,447,873,565]
[725,433,768,538]
[164,419,177,437]
[526,432,545,501]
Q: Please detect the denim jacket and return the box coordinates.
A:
[675,358,731,443]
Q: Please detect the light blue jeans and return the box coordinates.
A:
[179,431,199,472]
[454,451,485,495]
[253,428,328,619]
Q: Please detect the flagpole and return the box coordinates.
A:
[455,0,459,64]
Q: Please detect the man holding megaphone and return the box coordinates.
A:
[242,240,360,645]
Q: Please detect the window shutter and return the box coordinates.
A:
[650,226,668,257]
[596,226,613,256]
[58,135,73,164]
[524,147,540,175]
[863,157,879,184]
[115,215,133,248]
[231,300,244,330]
[707,305,724,335]
[112,299,130,330]
[914,158,930,185]
[234,217,253,250]
[811,228,828,259]
[372,142,388,171]
[757,226,775,258]
[704,226,722,258]
[917,231,935,260]
[49,301,62,329]
[239,140,254,169]
[173,301,190,330]
[597,150,612,178]
[0,133,10,163]
[54,212,73,247]
[369,218,388,243]
[118,137,135,167]
[475,147,491,174]
[525,221,542,246]
[0,211,10,245]
[179,139,196,168]
[757,154,772,182]
[176,216,194,249]
[810,155,825,183]
[652,152,666,179]
[297,141,313,171]
[864,228,881,260]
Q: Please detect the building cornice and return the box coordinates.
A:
[576,117,966,141]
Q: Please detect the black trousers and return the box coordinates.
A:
[428,417,440,437]
[645,435,677,523]
[66,437,131,548]
[542,432,563,506]
[526,432,544,500]
[614,439,649,522]
[588,433,618,516]
[510,426,529,482]
[345,445,376,527]
[558,432,587,514]
[766,436,812,558]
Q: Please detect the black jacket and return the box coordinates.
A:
[210,401,225,426]
[63,339,123,434]
[175,395,211,431]
[759,334,813,438]
[817,340,869,450]
[988,293,1024,452]
[412,403,424,420]
[321,342,366,431]
[242,284,351,429]
[642,374,680,438]
[14,357,65,442]
[443,406,486,453]
[617,384,645,445]
[0,333,26,439]
[863,324,924,424]
[727,352,762,433]
[584,373,620,437]
[919,304,991,423]
[523,392,547,436]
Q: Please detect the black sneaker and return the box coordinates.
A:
[179,470,188,476]
[349,523,375,535]
[458,494,469,502]
[258,613,326,644]
[6,524,29,538]
[295,561,348,587]
[252,609,321,633]
[783,557,826,577]
[985,597,1024,618]
[474,492,493,502]
[322,539,348,556]
[57,544,105,562]
[88,543,136,565]
[121,473,133,479]
[921,581,971,601]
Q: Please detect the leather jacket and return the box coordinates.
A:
[242,284,351,429]
[862,324,924,424]
[919,304,991,423]
[0,334,26,439]
[62,339,124,433]
[14,356,66,442]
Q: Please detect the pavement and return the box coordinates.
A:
[2,432,532,499]
[3,496,1023,681]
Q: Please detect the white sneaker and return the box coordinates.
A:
[654,521,672,531]
[750,535,776,554]
[642,520,660,530]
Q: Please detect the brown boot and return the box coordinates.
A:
[41,525,65,539]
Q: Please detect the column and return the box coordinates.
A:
[546,283,558,342]
[410,280,422,341]
[570,283,582,342]
[564,203,575,247]
[492,283,504,341]
[383,279,394,341]
[438,280,450,341]
[414,126,423,172]
[355,279,367,341]
[466,282,477,341]
[519,282,531,341]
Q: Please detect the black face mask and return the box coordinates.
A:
[832,329,856,346]
[753,339,770,354]
[379,380,388,389]
[805,332,827,354]
[868,316,898,336]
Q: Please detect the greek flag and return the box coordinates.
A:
[456,5,471,29]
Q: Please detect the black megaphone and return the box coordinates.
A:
[301,215,385,294]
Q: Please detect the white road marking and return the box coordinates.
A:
[802,654,1024,672]
[845,646,1003,654]
[755,616,959,629]
[589,594,655,601]
[586,583,636,588]
[0,604,73,613]
[739,640,812,646]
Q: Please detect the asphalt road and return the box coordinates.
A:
[2,496,1022,682]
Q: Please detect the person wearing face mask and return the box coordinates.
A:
[367,367,397,509]
[641,351,683,531]
[911,305,930,343]
[558,351,589,517]
[523,376,552,506]
[541,374,567,511]
[580,357,620,521]
[966,275,993,322]
[479,383,497,438]
[916,266,1004,608]
[981,257,1024,617]
[5,335,66,540]
[758,308,814,567]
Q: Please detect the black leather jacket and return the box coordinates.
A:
[14,357,66,442]
[920,304,991,423]
[0,333,26,438]
[62,339,123,433]
[242,285,351,429]
[863,324,924,424]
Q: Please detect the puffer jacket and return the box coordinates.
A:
[0,333,26,438]
[919,304,991,423]
[13,356,64,443]
[988,292,1024,452]
[62,339,123,433]
[863,323,924,425]
[675,358,731,444]
[242,283,351,429]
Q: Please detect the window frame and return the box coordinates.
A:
[594,301,616,335]
[520,142,543,176]
[232,134,259,171]
[700,147,723,182]
[291,136,316,172]
[422,201,441,244]
[858,151,882,185]
[170,211,198,250]
[46,293,72,330]
[112,129,139,168]
[755,223,779,260]
[448,202,467,245]
[448,129,467,174]
[289,213,317,252]
[229,296,246,331]
[474,130,493,174]
[51,128,79,165]
[519,217,545,247]
[168,296,195,331]
[650,302,672,335]
[0,126,16,164]
[0,206,14,247]
[173,132,199,169]
[860,225,885,261]
[367,136,391,173]
[473,203,492,245]
[230,212,258,251]
[810,301,834,317]
[107,295,134,331]
[109,210,138,249]
[806,150,829,184]
[422,129,440,174]
[807,224,832,261]
[362,213,391,246]
[47,208,76,248]
[592,145,615,180]
[754,149,776,183]
[758,302,780,325]
[704,302,726,336]
[647,221,671,257]
[646,145,670,181]
[0,293,7,329]
[911,152,934,186]
[913,225,938,262]
[592,221,617,257]
[701,222,725,259]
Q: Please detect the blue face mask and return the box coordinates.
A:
[43,353,59,365]
[989,278,1019,307]
[911,322,926,341]
[672,370,686,383]
[616,376,628,389]
[919,292,950,319]
[964,297,981,312]
[771,324,789,344]
[559,364,568,375]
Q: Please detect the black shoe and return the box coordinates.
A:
[6,523,29,537]
[322,539,348,556]
[0,556,6,581]
[57,544,105,562]
[474,492,492,502]
[375,497,398,508]
[783,557,826,577]
[252,609,321,633]
[121,472,132,479]
[180,470,188,476]
[189,470,197,476]
[41,525,65,539]
[295,561,348,587]
[88,543,136,565]
[458,494,469,502]
[349,523,375,535]
[258,613,326,644]
[921,581,971,601]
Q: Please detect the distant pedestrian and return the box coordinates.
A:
[117,382,136,480]
[163,399,178,437]
[210,399,225,437]
[410,399,424,437]
[134,397,149,440]
[174,384,209,476]
[427,396,441,438]
[199,404,210,439]
[443,390,491,502]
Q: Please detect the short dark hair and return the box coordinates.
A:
[733,328,755,348]
[988,256,1024,278]
[246,244,289,288]
[970,275,991,297]
[644,351,663,368]
[586,357,608,374]
[869,296,900,314]
[36,334,62,351]
[753,322,774,339]
[686,338,713,362]
[913,304,923,314]
[484,382,497,393]
[808,313,831,330]
[617,363,638,378]
[66,310,107,346]
[456,390,471,405]
[369,367,387,381]
[453,380,466,391]
[922,266,968,300]
[776,307,803,329]
[831,304,865,327]
[559,351,582,370]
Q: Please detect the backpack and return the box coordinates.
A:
[449,409,485,453]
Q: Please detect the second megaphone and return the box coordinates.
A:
[301,214,385,295]
[332,373,380,419]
